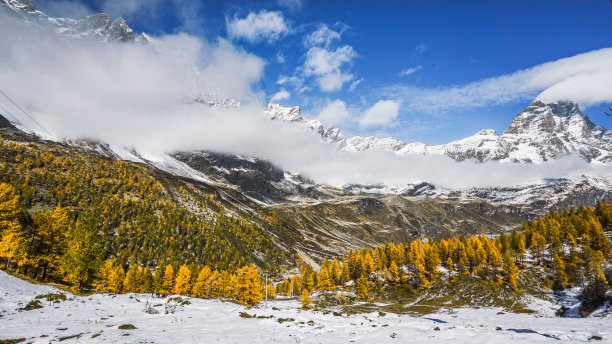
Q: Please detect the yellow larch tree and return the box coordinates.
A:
[173,264,192,295]
[301,289,312,310]
[192,265,212,298]
[161,264,175,294]
[234,264,263,306]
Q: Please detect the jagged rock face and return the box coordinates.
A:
[74,14,134,42]
[171,151,325,204]
[1,0,137,42]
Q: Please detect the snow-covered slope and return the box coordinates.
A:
[266,100,612,164]
[1,270,610,343]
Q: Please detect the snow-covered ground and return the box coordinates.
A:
[0,270,610,343]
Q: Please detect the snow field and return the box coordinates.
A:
[0,270,610,343]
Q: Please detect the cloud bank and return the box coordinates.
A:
[386,47,612,114]
[359,100,400,128]
[1,15,610,190]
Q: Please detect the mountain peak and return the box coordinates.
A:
[475,128,497,136]
[265,103,304,122]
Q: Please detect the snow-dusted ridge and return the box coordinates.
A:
[266,100,612,164]
[1,0,149,43]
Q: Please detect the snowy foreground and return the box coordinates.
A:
[1,271,610,343]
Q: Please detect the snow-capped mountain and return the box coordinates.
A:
[265,100,612,164]
[0,0,150,43]
[401,100,612,163]
[264,103,345,144]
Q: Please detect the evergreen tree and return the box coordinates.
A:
[530,232,546,265]
[60,211,103,289]
[551,253,568,291]
[502,252,518,291]
[153,263,165,294]
[124,264,142,293]
[141,267,154,293]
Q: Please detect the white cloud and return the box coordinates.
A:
[270,89,290,102]
[414,43,427,54]
[303,45,357,92]
[359,100,400,128]
[278,0,302,11]
[399,65,422,76]
[277,75,303,87]
[348,78,362,91]
[304,24,340,48]
[317,100,349,126]
[226,10,289,43]
[275,52,286,63]
[385,47,612,114]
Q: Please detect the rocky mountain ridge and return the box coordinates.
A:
[1,0,150,43]
[266,100,612,164]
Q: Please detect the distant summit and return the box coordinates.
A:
[1,0,149,43]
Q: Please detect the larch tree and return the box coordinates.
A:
[317,266,332,292]
[266,283,276,299]
[173,264,192,295]
[356,275,368,300]
[234,264,263,306]
[502,252,519,291]
[389,260,400,282]
[109,264,125,293]
[124,264,142,293]
[0,183,25,269]
[530,232,547,265]
[301,289,312,310]
[161,264,175,294]
[193,265,213,298]
[95,259,116,292]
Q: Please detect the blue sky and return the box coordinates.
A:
[34,0,612,144]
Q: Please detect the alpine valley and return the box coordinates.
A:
[0,1,611,343]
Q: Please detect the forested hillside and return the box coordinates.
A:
[0,129,295,286]
[0,118,611,315]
